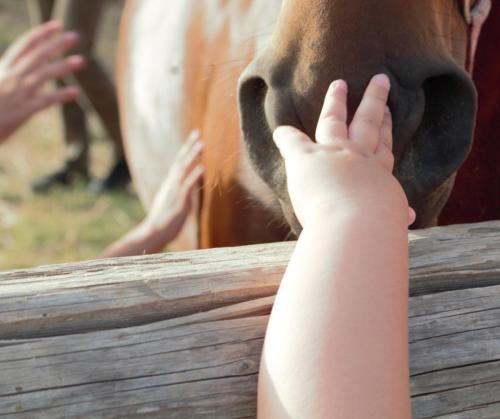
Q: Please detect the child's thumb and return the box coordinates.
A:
[273,126,311,159]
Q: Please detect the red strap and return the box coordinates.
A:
[466,0,492,74]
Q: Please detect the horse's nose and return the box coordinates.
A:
[238,63,269,132]
[238,57,314,154]
[239,59,289,133]
[237,57,302,212]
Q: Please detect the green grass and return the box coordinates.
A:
[0,185,144,270]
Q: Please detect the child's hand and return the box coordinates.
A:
[102,131,204,258]
[274,74,415,229]
[0,21,85,142]
[143,131,204,242]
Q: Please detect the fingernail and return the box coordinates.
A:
[372,74,391,89]
[332,79,348,92]
[188,130,202,142]
[385,105,391,114]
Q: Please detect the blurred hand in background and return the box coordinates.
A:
[0,20,84,143]
[102,131,204,258]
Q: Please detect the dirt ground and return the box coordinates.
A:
[0,0,144,270]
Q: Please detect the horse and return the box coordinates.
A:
[118,0,495,249]
[440,1,500,224]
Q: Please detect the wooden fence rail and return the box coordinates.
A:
[1,221,500,418]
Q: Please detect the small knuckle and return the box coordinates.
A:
[381,136,391,146]
[367,91,388,103]
[24,73,39,87]
[321,114,344,124]
[367,83,389,99]
[331,90,347,101]
[356,113,379,128]
[379,149,395,166]
[56,62,71,74]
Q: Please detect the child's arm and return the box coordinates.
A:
[258,75,412,418]
[102,132,203,258]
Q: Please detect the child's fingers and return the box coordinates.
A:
[25,55,85,92]
[179,164,204,199]
[374,107,395,171]
[2,21,63,68]
[273,126,312,159]
[177,140,204,182]
[379,107,393,152]
[315,80,348,144]
[171,131,202,175]
[177,130,202,161]
[180,130,202,156]
[374,145,395,172]
[408,207,417,226]
[349,74,391,152]
[17,31,80,76]
[27,85,79,115]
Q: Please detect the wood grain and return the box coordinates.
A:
[1,222,500,418]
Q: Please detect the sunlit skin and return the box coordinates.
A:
[102,131,204,257]
[258,75,413,418]
[0,21,85,143]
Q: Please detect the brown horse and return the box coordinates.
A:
[118,0,494,249]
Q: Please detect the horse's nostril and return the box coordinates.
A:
[251,77,268,93]
[419,73,476,173]
[238,75,271,151]
[396,70,476,224]
[238,76,268,113]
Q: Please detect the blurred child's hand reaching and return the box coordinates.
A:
[102,131,203,258]
[273,74,415,229]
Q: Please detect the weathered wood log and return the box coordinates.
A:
[1,221,500,418]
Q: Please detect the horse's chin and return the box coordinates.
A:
[277,200,301,236]
[236,147,283,215]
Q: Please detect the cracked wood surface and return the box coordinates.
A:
[1,221,500,418]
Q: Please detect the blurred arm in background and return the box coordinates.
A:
[0,20,84,143]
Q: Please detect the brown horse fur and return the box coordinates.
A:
[119,1,496,248]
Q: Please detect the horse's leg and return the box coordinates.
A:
[26,0,55,22]
[55,0,129,191]
[27,0,92,192]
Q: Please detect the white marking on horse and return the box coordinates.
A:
[122,1,283,246]
[125,0,196,206]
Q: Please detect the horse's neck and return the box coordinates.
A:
[201,0,282,51]
[119,0,284,248]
